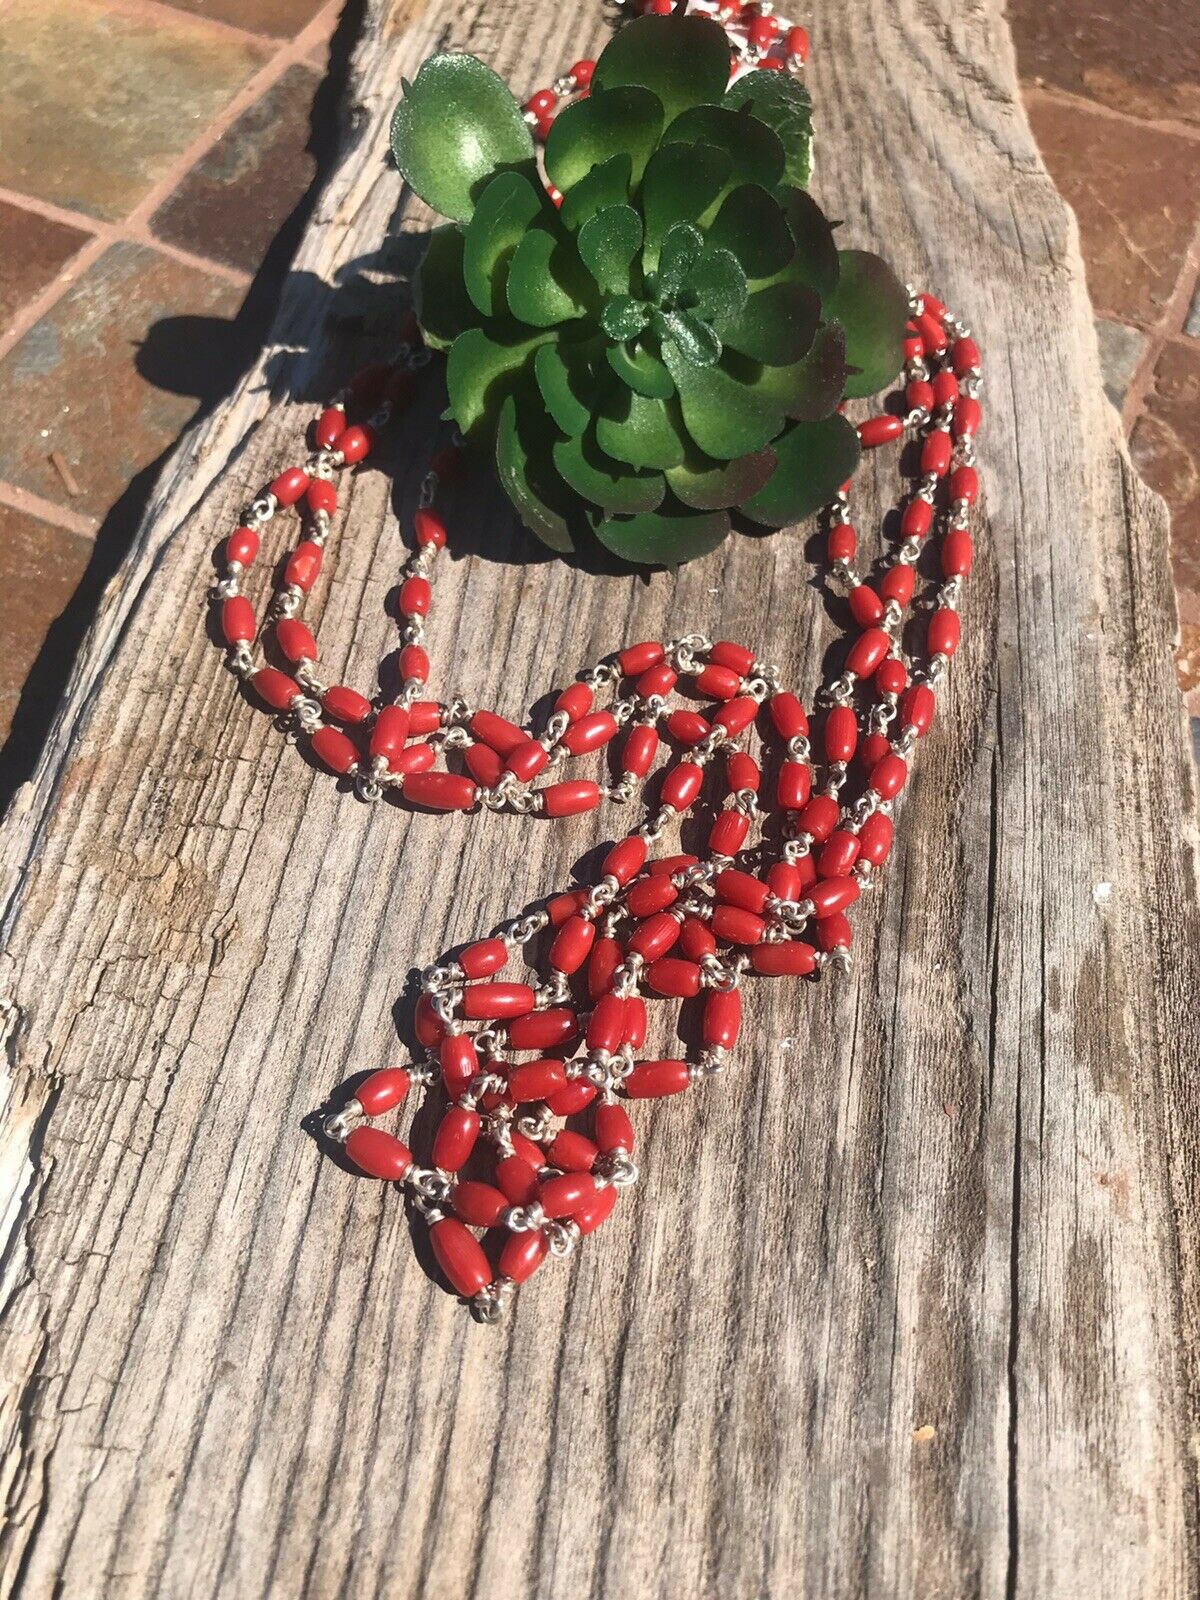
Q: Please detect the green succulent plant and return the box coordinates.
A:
[390,12,909,565]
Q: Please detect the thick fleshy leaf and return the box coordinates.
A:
[553,429,666,514]
[577,206,643,296]
[496,394,577,552]
[655,223,704,301]
[463,171,546,317]
[659,106,785,194]
[391,54,535,222]
[535,339,605,435]
[718,281,819,364]
[559,153,632,232]
[601,297,650,340]
[663,344,784,459]
[822,249,909,398]
[680,246,747,324]
[723,71,813,190]
[592,13,731,129]
[739,413,861,527]
[707,185,794,279]
[597,389,688,470]
[770,187,839,297]
[446,324,550,440]
[415,225,478,351]
[544,86,663,193]
[607,340,675,399]
[656,308,721,368]
[749,322,851,419]
[666,445,776,510]
[640,142,733,271]
[506,226,594,325]
[595,504,730,566]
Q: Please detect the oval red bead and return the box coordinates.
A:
[952,337,981,375]
[459,937,507,979]
[549,914,596,974]
[595,1102,635,1154]
[547,1130,599,1173]
[439,1035,479,1093]
[647,957,702,998]
[828,524,856,563]
[849,585,883,628]
[858,414,903,447]
[276,617,316,663]
[311,725,357,774]
[323,685,371,725]
[588,936,622,999]
[666,709,710,745]
[899,684,935,736]
[809,876,860,918]
[711,904,766,945]
[338,424,374,465]
[695,663,741,700]
[713,696,757,738]
[452,1181,508,1227]
[554,681,593,722]
[628,912,680,962]
[751,941,816,976]
[824,705,858,763]
[770,692,808,739]
[469,709,525,756]
[637,661,677,697]
[900,497,933,540]
[355,1067,410,1116]
[928,608,961,657]
[921,430,952,476]
[726,751,759,793]
[346,1126,412,1180]
[543,779,600,817]
[777,760,812,812]
[603,835,647,885]
[626,874,677,918]
[679,916,716,961]
[846,627,891,679]
[398,575,430,616]
[393,743,435,776]
[403,770,477,811]
[413,507,446,548]
[314,405,345,448]
[269,467,309,506]
[715,869,770,914]
[507,1059,567,1100]
[817,913,852,952]
[499,1230,548,1283]
[226,525,259,566]
[508,1008,577,1050]
[661,762,703,810]
[540,1172,597,1218]
[252,667,300,711]
[465,743,503,788]
[818,830,860,878]
[622,724,659,778]
[507,738,549,781]
[767,862,803,902]
[560,711,617,755]
[430,1217,491,1298]
[221,596,255,644]
[306,478,337,518]
[942,528,973,576]
[496,1155,540,1206]
[618,640,663,676]
[797,794,839,842]
[709,810,749,856]
[949,465,978,504]
[432,1107,480,1171]
[587,994,627,1052]
[284,540,322,592]
[870,753,908,799]
[461,982,535,1020]
[703,988,741,1048]
[857,810,894,866]
[625,1061,690,1098]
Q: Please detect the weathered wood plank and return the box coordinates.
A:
[1,0,1198,1595]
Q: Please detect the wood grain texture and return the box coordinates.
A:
[1,1,1198,1595]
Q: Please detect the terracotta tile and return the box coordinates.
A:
[1009,0,1200,128]
[0,243,247,520]
[1131,339,1200,600]
[151,65,323,273]
[1025,92,1200,327]
[1178,622,1200,697]
[0,0,265,221]
[158,0,329,39]
[0,201,92,334]
[1094,318,1147,412]
[0,505,91,743]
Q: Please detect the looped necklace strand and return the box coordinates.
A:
[212,5,982,1322]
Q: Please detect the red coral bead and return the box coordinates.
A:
[921,430,952,476]
[508,1008,578,1050]
[569,58,595,87]
[507,738,549,780]
[430,1218,491,1298]
[747,12,777,47]
[778,760,811,811]
[824,705,858,763]
[469,709,525,756]
[414,993,444,1048]
[403,770,477,811]
[857,810,894,866]
[928,609,961,657]
[953,396,982,439]
[828,524,856,563]
[949,466,979,505]
[543,780,600,816]
[465,743,503,788]
[276,617,316,663]
[726,751,759,791]
[285,541,322,592]
[499,1230,548,1283]
[307,478,337,518]
[880,565,915,607]
[647,957,701,998]
[679,916,716,961]
[394,743,435,776]
[339,424,375,464]
[638,662,677,697]
[408,700,443,733]
[859,731,890,770]
[751,941,816,976]
[870,753,908,799]
[797,794,839,842]
[452,1181,508,1227]
[942,528,973,576]
[439,1035,479,1094]
[549,914,596,974]
[587,994,627,1052]
[845,627,890,679]
[595,1102,635,1154]
[496,1155,540,1205]
[252,667,300,711]
[462,982,535,1020]
[311,726,358,774]
[695,663,741,700]
[221,596,255,644]
[560,710,617,755]
[666,709,710,745]
[703,988,741,1048]
[618,640,664,676]
[817,913,852,952]
[413,508,446,548]
[625,1060,690,1098]
[269,467,309,506]
[818,830,860,877]
[539,1173,597,1218]
[398,575,430,616]
[315,406,345,448]
[711,904,766,945]
[770,692,808,739]
[899,684,935,736]
[900,498,933,541]
[548,1080,597,1116]
[628,911,680,962]
[809,876,860,917]
[916,311,948,353]
[952,337,981,375]
[588,936,622,999]
[399,644,429,682]
[767,862,803,902]
[713,696,757,737]
[876,656,907,696]
[715,869,770,913]
[622,724,659,777]
[346,1126,412,1180]
[709,810,749,856]
[525,88,557,116]
[355,1067,410,1116]
[710,640,754,675]
[226,526,259,565]
[433,1107,480,1171]
[785,24,809,59]
[858,415,903,448]
[849,585,883,627]
[323,685,371,724]
[661,762,703,810]
[603,835,647,884]
[460,937,507,979]
[508,1059,567,1100]
[627,874,677,918]
[548,1130,599,1173]
[554,681,593,721]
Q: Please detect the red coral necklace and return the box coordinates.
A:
[212,6,982,1321]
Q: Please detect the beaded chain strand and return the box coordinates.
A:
[212,4,982,1322]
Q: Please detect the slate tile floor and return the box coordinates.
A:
[0,0,1197,811]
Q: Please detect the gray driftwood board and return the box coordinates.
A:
[1,1,1198,1595]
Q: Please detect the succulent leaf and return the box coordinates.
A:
[399,22,906,565]
[391,54,535,222]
